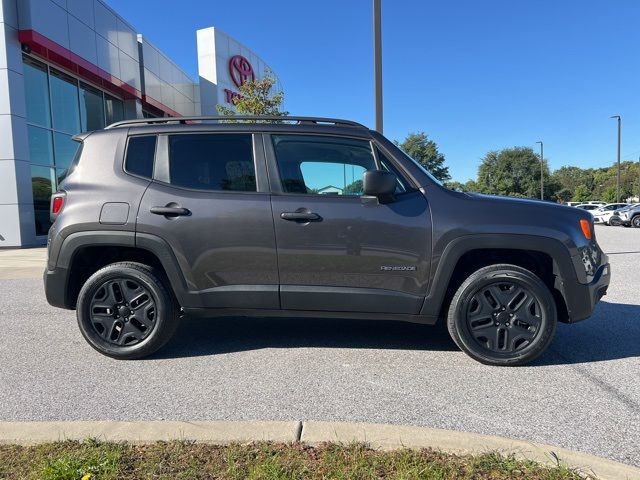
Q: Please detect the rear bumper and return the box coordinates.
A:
[43,266,72,309]
[562,262,610,322]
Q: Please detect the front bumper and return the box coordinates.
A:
[562,261,610,322]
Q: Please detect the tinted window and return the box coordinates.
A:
[53,132,78,171]
[31,165,55,235]
[80,83,105,131]
[50,68,80,133]
[168,134,255,191]
[105,95,124,125]
[23,58,51,127]
[272,135,376,195]
[27,125,54,166]
[126,136,157,178]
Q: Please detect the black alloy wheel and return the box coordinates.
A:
[76,262,179,359]
[463,281,542,354]
[447,264,557,366]
[89,278,156,346]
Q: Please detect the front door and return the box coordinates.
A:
[266,133,432,314]
[136,132,279,310]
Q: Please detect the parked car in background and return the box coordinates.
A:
[565,201,605,207]
[573,204,601,213]
[613,204,640,228]
[592,203,630,225]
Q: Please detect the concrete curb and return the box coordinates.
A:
[0,421,638,479]
[0,421,300,444]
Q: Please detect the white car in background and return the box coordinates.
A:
[592,203,630,225]
[573,203,602,214]
[613,204,640,227]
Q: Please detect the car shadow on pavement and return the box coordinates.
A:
[536,301,640,365]
[152,316,458,359]
[151,301,639,363]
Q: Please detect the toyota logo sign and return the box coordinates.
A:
[229,55,255,87]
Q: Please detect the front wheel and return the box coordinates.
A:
[76,262,179,359]
[447,264,557,366]
[632,215,640,228]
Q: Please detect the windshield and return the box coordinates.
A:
[395,148,444,187]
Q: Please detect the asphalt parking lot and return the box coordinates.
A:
[0,225,638,466]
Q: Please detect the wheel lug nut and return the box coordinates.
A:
[494,322,499,326]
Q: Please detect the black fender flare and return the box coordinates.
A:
[52,230,194,308]
[419,233,579,318]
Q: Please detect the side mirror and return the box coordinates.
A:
[362,169,397,202]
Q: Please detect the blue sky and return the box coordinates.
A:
[107,0,640,182]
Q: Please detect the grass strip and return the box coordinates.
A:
[0,440,593,479]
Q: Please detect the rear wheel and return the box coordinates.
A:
[447,264,557,366]
[76,262,179,359]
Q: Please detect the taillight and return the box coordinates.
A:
[50,192,66,221]
[52,196,64,214]
[579,218,592,240]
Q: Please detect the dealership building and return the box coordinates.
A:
[0,0,279,247]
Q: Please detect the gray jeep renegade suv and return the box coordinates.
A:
[43,116,610,366]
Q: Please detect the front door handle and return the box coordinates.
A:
[150,206,191,217]
[280,211,321,222]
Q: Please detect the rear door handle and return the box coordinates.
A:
[280,211,321,222]
[150,206,191,217]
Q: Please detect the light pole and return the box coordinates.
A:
[610,115,621,202]
[536,141,544,200]
[373,0,383,133]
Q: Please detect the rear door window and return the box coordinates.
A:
[167,134,256,192]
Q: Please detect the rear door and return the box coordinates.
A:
[266,133,432,314]
[136,132,279,310]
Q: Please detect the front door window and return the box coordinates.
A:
[271,135,376,195]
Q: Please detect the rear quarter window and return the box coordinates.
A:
[125,136,157,178]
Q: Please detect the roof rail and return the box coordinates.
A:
[104,115,368,130]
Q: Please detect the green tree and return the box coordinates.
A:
[217,71,288,117]
[343,179,363,195]
[395,132,450,182]
[554,188,573,203]
[475,147,552,199]
[572,184,591,202]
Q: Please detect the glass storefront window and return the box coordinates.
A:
[53,132,79,171]
[23,58,51,127]
[105,95,125,125]
[50,68,81,134]
[80,83,105,131]
[27,125,54,166]
[22,55,129,235]
[31,165,55,235]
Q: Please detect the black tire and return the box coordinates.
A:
[447,264,557,366]
[76,262,179,359]
[632,215,640,228]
